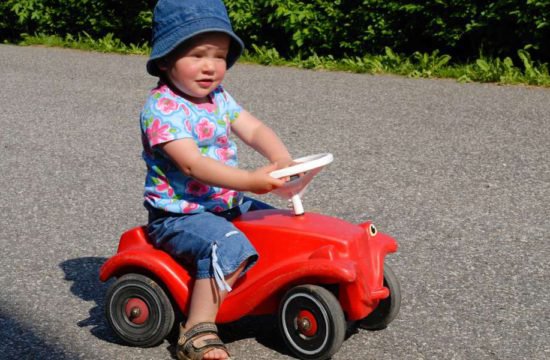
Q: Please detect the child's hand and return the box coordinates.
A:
[248,163,286,194]
[273,157,294,170]
[274,157,306,179]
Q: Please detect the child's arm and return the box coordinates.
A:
[231,110,293,168]
[159,139,285,194]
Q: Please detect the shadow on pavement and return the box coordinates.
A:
[0,308,76,359]
[59,257,122,345]
[162,315,290,359]
[60,257,290,357]
[220,315,292,356]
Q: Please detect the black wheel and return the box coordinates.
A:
[278,285,346,360]
[105,273,175,347]
[359,264,401,330]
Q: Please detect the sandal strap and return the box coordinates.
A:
[177,322,230,360]
[178,322,218,345]
[184,337,227,354]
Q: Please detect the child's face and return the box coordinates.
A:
[161,33,230,103]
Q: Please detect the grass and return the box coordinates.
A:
[14,33,550,87]
[18,32,149,55]
[243,45,550,87]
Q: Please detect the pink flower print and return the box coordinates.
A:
[195,118,216,141]
[156,97,178,114]
[146,118,172,146]
[154,175,174,197]
[210,189,237,209]
[216,135,229,146]
[196,101,216,113]
[162,84,178,97]
[215,147,235,162]
[219,190,237,205]
[182,202,200,213]
[223,114,231,135]
[186,180,210,196]
[211,205,225,213]
[151,88,163,98]
[184,120,192,133]
[180,103,190,116]
[145,193,161,200]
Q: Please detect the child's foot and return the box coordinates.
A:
[177,322,231,360]
[196,334,229,359]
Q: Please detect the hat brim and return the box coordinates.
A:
[147,25,244,76]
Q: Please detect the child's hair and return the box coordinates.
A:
[146,0,244,77]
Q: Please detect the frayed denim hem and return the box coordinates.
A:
[195,251,258,282]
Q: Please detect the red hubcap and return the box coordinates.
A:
[297,310,318,337]
[124,298,149,325]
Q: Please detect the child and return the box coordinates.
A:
[140,0,292,359]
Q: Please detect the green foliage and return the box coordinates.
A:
[241,43,550,86]
[453,49,550,85]
[472,57,520,83]
[247,44,285,65]
[410,50,453,78]
[19,32,149,55]
[226,0,550,63]
[0,1,23,39]
[2,0,154,45]
[15,32,550,87]
[1,0,549,85]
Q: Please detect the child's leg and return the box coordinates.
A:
[147,212,258,360]
[181,262,246,360]
[186,262,246,326]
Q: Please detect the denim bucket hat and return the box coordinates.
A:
[147,0,244,76]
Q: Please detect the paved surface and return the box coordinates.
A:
[0,44,548,359]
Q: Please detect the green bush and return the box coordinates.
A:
[1,0,549,63]
[0,1,23,40]
[226,0,550,62]
[3,0,154,45]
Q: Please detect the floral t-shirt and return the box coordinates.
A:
[140,84,243,214]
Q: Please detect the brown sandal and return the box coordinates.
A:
[176,322,231,360]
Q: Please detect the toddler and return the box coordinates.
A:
[140,0,292,359]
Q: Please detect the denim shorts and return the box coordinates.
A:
[146,198,272,290]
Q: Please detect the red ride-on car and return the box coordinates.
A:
[99,154,401,360]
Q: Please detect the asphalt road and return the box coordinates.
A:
[0,44,548,359]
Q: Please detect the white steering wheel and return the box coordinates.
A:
[269,153,333,215]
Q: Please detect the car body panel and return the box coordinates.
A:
[100,209,397,322]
